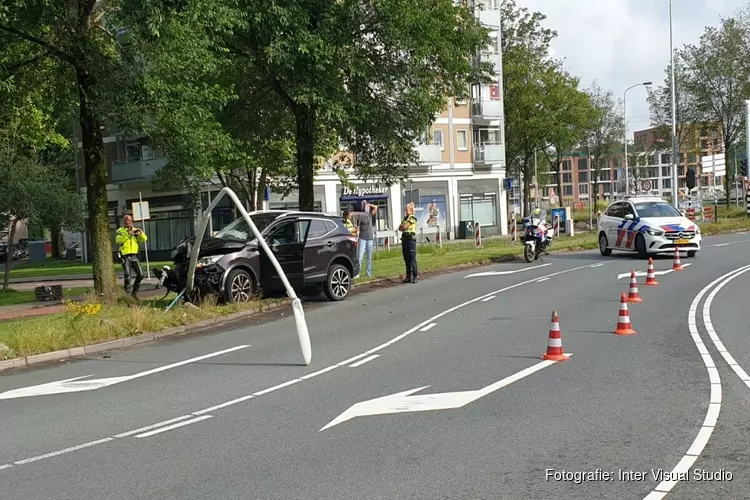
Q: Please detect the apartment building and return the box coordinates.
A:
[73,1,510,261]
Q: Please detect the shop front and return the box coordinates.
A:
[402,181,450,234]
[458,178,504,237]
[339,184,392,232]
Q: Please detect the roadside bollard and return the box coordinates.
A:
[475,222,482,248]
[510,218,517,243]
[553,214,560,237]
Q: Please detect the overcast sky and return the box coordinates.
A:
[517,0,745,139]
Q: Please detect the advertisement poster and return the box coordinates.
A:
[412,195,448,230]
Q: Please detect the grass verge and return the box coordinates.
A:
[0,287,92,307]
[2,260,171,280]
[2,217,750,361]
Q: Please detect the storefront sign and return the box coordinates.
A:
[340,185,389,199]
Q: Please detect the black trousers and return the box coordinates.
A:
[122,254,143,294]
[401,238,418,280]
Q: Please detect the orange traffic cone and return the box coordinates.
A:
[644,258,659,286]
[542,311,570,361]
[613,293,636,335]
[672,247,683,271]
[627,270,643,303]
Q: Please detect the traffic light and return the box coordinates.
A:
[741,159,747,177]
[686,167,696,190]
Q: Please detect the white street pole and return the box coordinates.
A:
[669,0,679,205]
[623,81,652,199]
[588,144,593,229]
[534,151,538,208]
[139,191,151,283]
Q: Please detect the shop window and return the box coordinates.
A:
[460,194,497,226]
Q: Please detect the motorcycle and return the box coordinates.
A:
[520,210,554,263]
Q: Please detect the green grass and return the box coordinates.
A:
[2,260,171,280]
[0,287,93,307]
[3,216,750,361]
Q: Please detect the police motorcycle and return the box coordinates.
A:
[520,208,554,263]
[152,237,194,300]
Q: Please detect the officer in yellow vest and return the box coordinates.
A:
[115,214,148,298]
[342,210,358,237]
[399,202,419,283]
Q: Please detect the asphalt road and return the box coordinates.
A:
[2,233,750,499]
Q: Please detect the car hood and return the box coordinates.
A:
[638,216,698,232]
[181,236,249,256]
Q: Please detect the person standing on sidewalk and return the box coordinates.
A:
[399,202,418,283]
[115,215,148,299]
[351,200,377,278]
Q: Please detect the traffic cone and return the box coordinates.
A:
[613,293,636,335]
[542,310,570,361]
[627,270,643,303]
[644,258,659,286]
[672,247,683,271]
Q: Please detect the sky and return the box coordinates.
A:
[518,0,745,139]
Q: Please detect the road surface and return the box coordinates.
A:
[2,233,750,499]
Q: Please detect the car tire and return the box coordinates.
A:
[223,268,255,303]
[599,232,612,256]
[324,263,351,301]
[687,250,698,258]
[635,234,648,259]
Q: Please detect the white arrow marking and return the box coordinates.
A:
[617,262,691,280]
[0,345,249,400]
[464,263,551,278]
[320,356,569,431]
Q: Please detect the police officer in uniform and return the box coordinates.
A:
[399,202,419,283]
[342,209,358,236]
[115,214,148,299]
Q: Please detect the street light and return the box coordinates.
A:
[623,81,652,198]
[669,0,679,204]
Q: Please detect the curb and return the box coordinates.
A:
[0,301,289,373]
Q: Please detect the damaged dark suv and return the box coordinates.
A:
[156,211,359,303]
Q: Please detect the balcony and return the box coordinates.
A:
[111,157,168,183]
[416,143,442,166]
[473,142,505,167]
[476,8,501,27]
[471,98,504,120]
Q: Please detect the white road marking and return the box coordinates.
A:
[589,263,604,267]
[419,323,437,332]
[0,261,609,471]
[113,416,195,438]
[0,345,250,400]
[536,277,550,282]
[617,263,692,280]
[349,355,380,368]
[13,438,114,465]
[703,266,750,389]
[480,296,496,302]
[321,357,567,431]
[135,415,213,438]
[463,263,551,278]
[709,238,750,247]
[0,464,13,470]
[642,265,750,500]
[713,243,730,247]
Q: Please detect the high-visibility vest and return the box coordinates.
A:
[343,218,356,234]
[115,227,147,255]
[400,215,417,239]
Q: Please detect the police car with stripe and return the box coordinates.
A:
[598,196,701,259]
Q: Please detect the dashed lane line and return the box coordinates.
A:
[349,355,380,368]
[135,415,213,438]
[0,261,609,472]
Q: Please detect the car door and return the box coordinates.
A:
[259,218,310,294]
[618,203,637,249]
[302,218,339,283]
[603,203,623,245]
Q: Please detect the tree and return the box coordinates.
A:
[679,16,750,206]
[584,81,624,200]
[0,1,238,302]
[225,0,492,211]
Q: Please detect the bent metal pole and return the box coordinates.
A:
[188,187,312,365]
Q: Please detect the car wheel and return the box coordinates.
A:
[324,264,351,301]
[687,250,698,258]
[599,232,612,256]
[635,234,648,259]
[224,268,254,303]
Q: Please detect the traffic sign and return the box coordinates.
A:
[503,178,513,190]
[641,180,652,191]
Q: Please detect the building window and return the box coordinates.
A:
[124,138,154,163]
[662,166,671,177]
[688,152,696,163]
[599,169,611,181]
[562,172,572,183]
[432,129,444,150]
[648,167,659,178]
[578,183,589,195]
[460,193,497,227]
[663,179,672,189]
[139,210,194,251]
[473,127,501,145]
[563,185,573,196]
[578,158,588,171]
[578,171,588,183]
[562,160,572,171]
[456,129,469,150]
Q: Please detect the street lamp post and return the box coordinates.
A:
[669,0,679,204]
[623,81,652,198]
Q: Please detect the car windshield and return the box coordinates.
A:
[214,213,279,241]
[633,201,682,218]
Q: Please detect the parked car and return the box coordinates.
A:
[597,196,701,258]
[156,210,360,303]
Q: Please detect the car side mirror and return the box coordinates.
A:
[680,211,686,217]
[624,214,634,220]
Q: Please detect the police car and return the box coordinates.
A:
[597,196,701,258]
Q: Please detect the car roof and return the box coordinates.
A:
[248,210,342,220]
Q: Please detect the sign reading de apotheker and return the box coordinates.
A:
[341,186,389,197]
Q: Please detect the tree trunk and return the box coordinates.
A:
[2,219,18,291]
[725,140,731,208]
[77,67,117,303]
[50,224,62,259]
[295,106,317,211]
[522,156,532,216]
[555,157,563,207]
